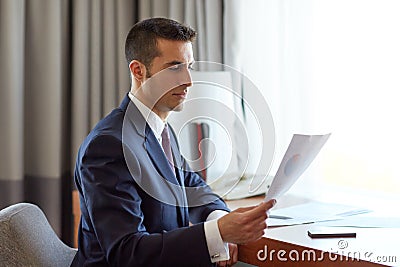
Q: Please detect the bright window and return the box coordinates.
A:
[240,0,400,205]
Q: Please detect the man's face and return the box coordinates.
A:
[140,39,194,119]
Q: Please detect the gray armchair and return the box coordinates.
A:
[0,203,76,267]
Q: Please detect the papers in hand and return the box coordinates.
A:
[264,133,331,202]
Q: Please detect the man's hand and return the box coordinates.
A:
[217,199,276,244]
[216,243,238,267]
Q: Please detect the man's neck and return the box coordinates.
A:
[129,89,169,122]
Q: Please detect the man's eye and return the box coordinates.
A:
[168,65,181,71]
[168,64,194,71]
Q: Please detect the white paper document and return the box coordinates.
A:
[264,133,331,202]
[267,201,371,227]
[319,216,400,228]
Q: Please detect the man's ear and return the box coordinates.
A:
[129,60,147,83]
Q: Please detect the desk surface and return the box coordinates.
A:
[226,195,400,267]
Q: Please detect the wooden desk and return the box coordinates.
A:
[226,196,400,267]
[72,190,80,248]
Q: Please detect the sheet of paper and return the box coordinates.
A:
[267,201,372,227]
[267,216,341,227]
[270,201,371,218]
[265,133,331,201]
[319,216,400,228]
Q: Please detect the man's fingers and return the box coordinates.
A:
[245,199,276,218]
[234,205,257,213]
[228,243,238,266]
[264,199,277,210]
[232,244,238,263]
[218,199,277,244]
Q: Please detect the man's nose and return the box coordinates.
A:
[182,66,193,87]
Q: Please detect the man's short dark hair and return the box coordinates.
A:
[125,17,196,69]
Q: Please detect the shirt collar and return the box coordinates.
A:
[128,91,166,140]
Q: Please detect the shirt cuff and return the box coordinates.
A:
[204,210,229,263]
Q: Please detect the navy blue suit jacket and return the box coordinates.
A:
[72,96,229,266]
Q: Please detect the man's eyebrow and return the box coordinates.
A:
[165,61,183,66]
[164,60,195,66]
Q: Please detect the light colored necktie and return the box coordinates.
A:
[161,124,175,175]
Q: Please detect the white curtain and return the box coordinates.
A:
[240,0,314,177]
[0,0,70,238]
[0,0,137,244]
[70,0,136,168]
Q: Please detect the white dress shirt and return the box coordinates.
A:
[128,92,229,262]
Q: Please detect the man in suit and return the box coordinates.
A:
[72,17,276,267]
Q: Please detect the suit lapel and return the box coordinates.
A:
[123,95,189,225]
[144,126,180,186]
[169,127,185,186]
[123,95,178,185]
[145,125,188,226]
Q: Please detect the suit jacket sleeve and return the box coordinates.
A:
[183,166,230,224]
[75,134,216,267]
